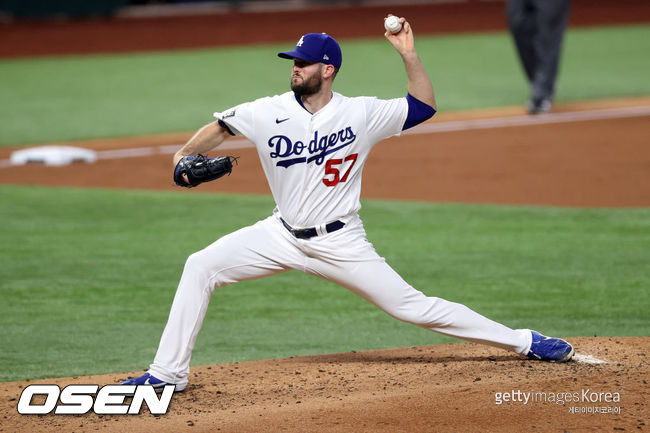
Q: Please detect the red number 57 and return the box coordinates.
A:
[322,153,358,187]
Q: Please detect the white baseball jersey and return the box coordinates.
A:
[214,91,408,228]
[147,91,532,388]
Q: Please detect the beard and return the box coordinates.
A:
[291,70,323,96]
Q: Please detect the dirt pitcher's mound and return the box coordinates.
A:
[1,337,646,433]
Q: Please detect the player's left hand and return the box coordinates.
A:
[384,15,415,55]
[173,154,238,188]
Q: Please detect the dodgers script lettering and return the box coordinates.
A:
[268,127,357,168]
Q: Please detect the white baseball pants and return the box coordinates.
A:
[149,214,531,386]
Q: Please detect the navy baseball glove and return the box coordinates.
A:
[174,154,237,188]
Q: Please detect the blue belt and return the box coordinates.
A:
[280,217,345,240]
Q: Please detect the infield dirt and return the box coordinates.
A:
[1,338,647,432]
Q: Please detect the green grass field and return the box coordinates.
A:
[1,185,648,382]
[0,24,649,146]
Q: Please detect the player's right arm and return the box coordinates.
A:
[173,121,231,166]
[384,15,436,110]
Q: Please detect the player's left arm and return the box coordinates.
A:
[173,121,230,166]
[385,15,436,109]
[172,121,234,187]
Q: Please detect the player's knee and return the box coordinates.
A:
[183,250,234,290]
[181,251,217,286]
[412,297,467,329]
[391,296,451,328]
[392,307,433,326]
[184,251,209,273]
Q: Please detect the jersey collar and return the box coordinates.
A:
[293,91,340,115]
[293,92,310,113]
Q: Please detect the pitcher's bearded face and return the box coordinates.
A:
[290,60,323,96]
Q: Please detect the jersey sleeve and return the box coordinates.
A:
[362,96,409,144]
[213,101,255,139]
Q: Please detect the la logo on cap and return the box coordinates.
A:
[297,36,304,47]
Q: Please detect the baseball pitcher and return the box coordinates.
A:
[123,15,574,392]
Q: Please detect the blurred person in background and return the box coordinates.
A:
[507,0,571,114]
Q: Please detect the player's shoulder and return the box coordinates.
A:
[253,92,293,103]
[247,92,295,109]
[341,93,405,104]
[338,94,407,113]
[334,92,364,103]
[331,92,375,107]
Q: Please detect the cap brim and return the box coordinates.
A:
[278,50,320,63]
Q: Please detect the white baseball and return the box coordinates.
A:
[384,16,402,34]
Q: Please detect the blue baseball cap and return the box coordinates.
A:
[278,33,342,69]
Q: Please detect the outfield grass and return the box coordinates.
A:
[1,185,647,381]
[0,25,649,146]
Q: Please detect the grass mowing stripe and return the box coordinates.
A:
[0,25,649,146]
[1,185,648,381]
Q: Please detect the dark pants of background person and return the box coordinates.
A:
[507,0,571,109]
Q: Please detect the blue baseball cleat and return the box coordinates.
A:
[121,372,185,392]
[527,330,574,362]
